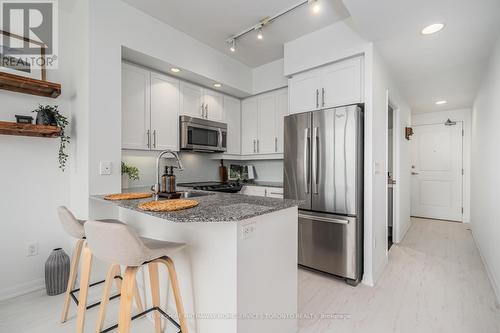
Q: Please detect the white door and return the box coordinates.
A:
[241,97,259,155]
[150,72,180,151]
[411,122,463,221]
[320,56,363,109]
[122,63,151,150]
[257,93,276,154]
[288,70,320,115]
[180,82,203,118]
[275,89,288,153]
[203,90,224,121]
[223,95,241,155]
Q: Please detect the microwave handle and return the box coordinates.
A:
[218,128,223,148]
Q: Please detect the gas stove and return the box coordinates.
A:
[178,181,242,193]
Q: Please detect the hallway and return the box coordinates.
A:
[298,218,500,333]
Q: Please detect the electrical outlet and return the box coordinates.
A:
[27,242,39,256]
[100,161,112,175]
[241,223,256,239]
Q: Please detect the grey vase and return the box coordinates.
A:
[45,248,70,296]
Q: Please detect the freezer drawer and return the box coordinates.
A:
[298,211,359,280]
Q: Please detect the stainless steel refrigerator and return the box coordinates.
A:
[284,104,364,285]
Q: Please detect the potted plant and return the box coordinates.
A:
[121,162,139,189]
[32,105,70,171]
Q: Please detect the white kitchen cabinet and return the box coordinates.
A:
[241,97,259,155]
[150,72,179,151]
[288,56,363,115]
[122,62,180,151]
[122,63,151,150]
[223,95,241,155]
[241,185,284,199]
[180,82,224,121]
[241,88,287,156]
[180,82,204,118]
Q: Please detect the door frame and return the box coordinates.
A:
[387,98,400,246]
[411,109,471,223]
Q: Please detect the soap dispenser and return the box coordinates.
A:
[161,166,177,194]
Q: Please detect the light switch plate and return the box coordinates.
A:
[240,222,256,240]
[100,161,112,175]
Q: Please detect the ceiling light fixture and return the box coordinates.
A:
[421,23,445,35]
[226,0,318,50]
[213,83,222,88]
[435,100,447,105]
[170,67,181,73]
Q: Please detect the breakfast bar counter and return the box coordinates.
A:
[91,189,299,333]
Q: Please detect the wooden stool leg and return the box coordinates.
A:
[115,266,144,313]
[95,264,120,333]
[60,239,85,323]
[159,257,188,333]
[118,266,139,333]
[76,246,93,333]
[148,262,162,333]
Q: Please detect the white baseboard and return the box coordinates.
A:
[0,278,45,302]
[470,227,500,307]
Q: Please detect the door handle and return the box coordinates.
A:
[321,88,325,107]
[153,130,157,148]
[299,213,349,225]
[304,128,310,194]
[411,172,419,175]
[205,104,209,118]
[312,127,319,194]
[315,89,319,109]
[146,129,151,149]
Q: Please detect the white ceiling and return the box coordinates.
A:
[343,0,500,113]
[121,0,350,68]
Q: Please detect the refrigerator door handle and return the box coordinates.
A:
[298,213,350,225]
[304,127,311,194]
[312,126,319,194]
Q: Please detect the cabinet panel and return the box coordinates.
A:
[241,98,259,155]
[223,95,241,155]
[321,57,363,108]
[257,94,276,154]
[150,72,180,151]
[180,82,203,118]
[288,71,320,115]
[275,90,288,153]
[203,90,224,121]
[122,63,150,150]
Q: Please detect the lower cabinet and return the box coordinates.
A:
[240,186,284,199]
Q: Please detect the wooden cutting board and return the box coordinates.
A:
[138,199,199,212]
[104,192,153,200]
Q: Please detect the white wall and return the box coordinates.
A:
[470,35,500,303]
[252,59,288,95]
[0,7,75,300]
[412,109,472,223]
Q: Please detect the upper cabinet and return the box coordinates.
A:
[223,95,241,155]
[241,88,287,156]
[288,56,363,115]
[122,63,179,151]
[180,82,224,121]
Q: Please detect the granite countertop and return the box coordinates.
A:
[242,181,283,188]
[91,187,299,223]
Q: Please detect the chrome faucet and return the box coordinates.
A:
[153,150,184,198]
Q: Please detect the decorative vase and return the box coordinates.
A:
[45,248,70,296]
[122,174,130,189]
[35,110,57,126]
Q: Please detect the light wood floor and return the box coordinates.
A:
[298,218,500,333]
[0,218,499,333]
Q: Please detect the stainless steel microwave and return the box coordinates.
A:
[180,116,227,152]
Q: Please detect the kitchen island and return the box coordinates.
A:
[91,189,299,333]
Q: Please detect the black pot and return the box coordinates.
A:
[35,110,57,126]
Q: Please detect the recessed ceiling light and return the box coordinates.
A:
[308,0,320,14]
[229,39,236,52]
[213,83,222,88]
[170,67,181,73]
[257,28,263,40]
[435,100,447,105]
[421,23,445,35]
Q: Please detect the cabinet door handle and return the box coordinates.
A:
[253,139,256,153]
[257,139,260,153]
[322,88,325,107]
[153,130,157,148]
[201,103,205,117]
[205,104,209,118]
[275,137,278,152]
[146,129,151,149]
[316,89,319,108]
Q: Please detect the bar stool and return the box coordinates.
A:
[57,206,143,331]
[82,220,189,333]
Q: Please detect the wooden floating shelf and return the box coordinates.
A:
[0,72,61,98]
[0,121,61,138]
